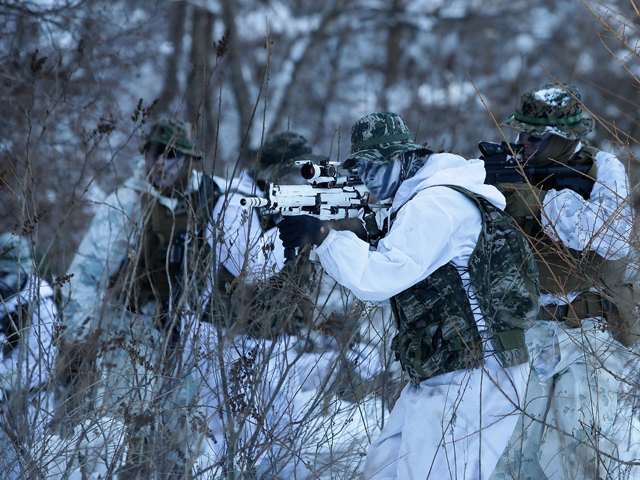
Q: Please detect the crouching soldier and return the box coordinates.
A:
[277,112,540,479]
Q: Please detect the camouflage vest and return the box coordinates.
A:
[499,147,637,344]
[390,186,540,384]
[109,175,221,314]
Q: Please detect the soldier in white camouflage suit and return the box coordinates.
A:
[61,118,221,477]
[488,84,636,480]
[277,112,540,480]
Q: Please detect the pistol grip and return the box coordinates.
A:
[284,247,297,264]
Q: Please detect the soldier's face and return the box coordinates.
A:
[356,157,403,201]
[516,133,552,160]
[145,144,189,189]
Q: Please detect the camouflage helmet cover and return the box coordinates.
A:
[143,119,202,158]
[259,131,322,166]
[341,112,431,169]
[501,84,595,140]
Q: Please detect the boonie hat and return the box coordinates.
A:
[142,119,202,158]
[341,112,430,169]
[259,131,324,166]
[501,84,594,140]
[255,131,325,183]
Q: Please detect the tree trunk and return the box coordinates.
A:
[157,0,187,114]
[186,5,206,123]
[270,0,345,133]
[380,0,404,111]
[221,0,254,148]
[185,7,217,158]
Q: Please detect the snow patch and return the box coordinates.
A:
[418,81,476,108]
[440,0,468,18]
[159,41,174,56]
[406,0,446,15]
[576,52,596,74]
[385,85,412,113]
[240,2,321,41]
[54,31,74,50]
[533,87,568,107]
[515,34,535,54]
[128,8,148,24]
[501,56,522,81]
[26,0,60,7]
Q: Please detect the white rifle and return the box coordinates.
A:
[241,160,387,259]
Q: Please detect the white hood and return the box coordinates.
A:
[391,153,506,214]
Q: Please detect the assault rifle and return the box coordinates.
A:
[479,141,595,199]
[241,159,387,259]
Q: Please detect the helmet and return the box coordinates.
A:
[341,112,430,169]
[501,84,595,140]
[142,119,202,158]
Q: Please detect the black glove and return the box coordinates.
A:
[278,215,326,248]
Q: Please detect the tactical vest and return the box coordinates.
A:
[499,147,638,345]
[390,186,540,384]
[109,175,221,314]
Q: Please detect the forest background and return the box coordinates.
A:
[1,0,639,290]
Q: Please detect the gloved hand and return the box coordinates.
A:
[278,215,326,248]
[502,184,547,218]
[328,217,368,241]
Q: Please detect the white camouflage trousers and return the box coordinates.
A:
[363,362,529,480]
[489,320,630,480]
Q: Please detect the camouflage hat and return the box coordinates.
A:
[259,131,323,166]
[501,84,595,140]
[142,119,202,158]
[341,112,430,169]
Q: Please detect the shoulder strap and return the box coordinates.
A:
[194,175,223,237]
[436,185,487,259]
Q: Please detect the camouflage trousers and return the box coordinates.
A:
[489,320,630,480]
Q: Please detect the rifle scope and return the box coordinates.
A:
[479,141,524,158]
[300,161,336,181]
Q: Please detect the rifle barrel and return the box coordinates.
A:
[240,197,269,207]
